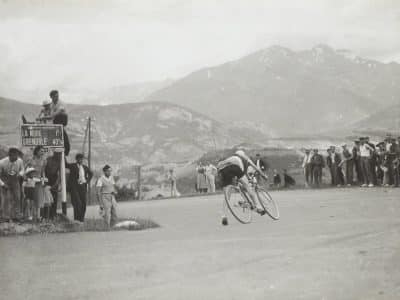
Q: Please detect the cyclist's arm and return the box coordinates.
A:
[245,157,267,180]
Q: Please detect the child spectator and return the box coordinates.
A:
[22,167,37,221]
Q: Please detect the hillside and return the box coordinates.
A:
[349,104,400,137]
[145,45,400,136]
[0,97,268,167]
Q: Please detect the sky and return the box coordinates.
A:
[1,0,399,100]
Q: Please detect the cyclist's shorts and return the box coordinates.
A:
[218,164,245,187]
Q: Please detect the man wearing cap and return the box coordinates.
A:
[311,149,324,187]
[340,144,354,186]
[37,99,53,123]
[96,165,118,227]
[0,147,24,221]
[66,153,93,222]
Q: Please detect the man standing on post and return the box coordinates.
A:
[66,153,92,222]
[49,90,70,156]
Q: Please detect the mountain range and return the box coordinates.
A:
[1,44,399,168]
[145,44,400,136]
[0,97,267,166]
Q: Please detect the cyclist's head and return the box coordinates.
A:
[235,149,246,158]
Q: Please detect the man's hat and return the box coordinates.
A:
[103,164,111,172]
[25,167,36,175]
[341,143,347,148]
[376,142,384,147]
[42,99,51,106]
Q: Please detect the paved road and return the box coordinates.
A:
[1,188,400,300]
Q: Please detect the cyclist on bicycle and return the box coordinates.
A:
[217,150,267,225]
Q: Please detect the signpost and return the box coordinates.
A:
[21,124,67,215]
[21,124,64,148]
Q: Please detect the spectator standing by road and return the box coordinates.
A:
[311,149,324,187]
[196,163,208,193]
[340,144,354,186]
[205,163,217,193]
[66,153,93,222]
[22,167,36,221]
[302,149,314,188]
[330,146,342,187]
[352,140,363,185]
[385,136,396,186]
[45,150,62,219]
[0,148,24,221]
[365,137,377,185]
[97,165,118,228]
[167,169,179,197]
[360,137,375,187]
[272,169,281,188]
[26,146,48,220]
[394,137,400,187]
[326,148,334,186]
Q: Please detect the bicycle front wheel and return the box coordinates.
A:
[225,185,253,224]
[257,188,280,220]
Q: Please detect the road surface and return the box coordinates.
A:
[1,188,400,300]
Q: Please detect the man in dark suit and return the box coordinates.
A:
[66,153,93,222]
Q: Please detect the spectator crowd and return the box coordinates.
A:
[302,136,400,188]
[0,90,118,228]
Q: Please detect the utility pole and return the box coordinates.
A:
[87,117,92,204]
[136,165,141,200]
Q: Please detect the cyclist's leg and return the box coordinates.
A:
[238,176,262,210]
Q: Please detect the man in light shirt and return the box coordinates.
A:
[0,147,24,221]
[360,137,374,187]
[97,165,118,227]
[302,149,313,187]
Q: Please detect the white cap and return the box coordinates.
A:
[42,99,51,106]
[25,167,36,175]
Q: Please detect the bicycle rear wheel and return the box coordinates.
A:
[224,185,252,224]
[256,188,279,220]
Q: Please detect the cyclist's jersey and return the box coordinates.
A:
[217,154,249,176]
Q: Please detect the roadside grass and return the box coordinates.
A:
[83,217,160,232]
[0,215,160,237]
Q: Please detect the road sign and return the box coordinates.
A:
[21,124,64,148]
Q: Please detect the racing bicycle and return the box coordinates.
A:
[224,173,279,224]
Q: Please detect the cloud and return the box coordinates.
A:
[0,0,399,100]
